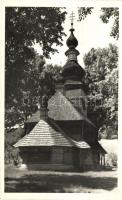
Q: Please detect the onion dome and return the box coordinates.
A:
[66,28,78,49]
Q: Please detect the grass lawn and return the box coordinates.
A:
[5,165,117,193]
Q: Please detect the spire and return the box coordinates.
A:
[62,12,85,81]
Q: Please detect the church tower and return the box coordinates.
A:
[48,14,89,142]
[62,20,87,117]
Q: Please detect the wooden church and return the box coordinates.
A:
[14,21,106,171]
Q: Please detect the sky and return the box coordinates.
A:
[34,7,118,68]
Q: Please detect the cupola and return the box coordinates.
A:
[62,17,85,82]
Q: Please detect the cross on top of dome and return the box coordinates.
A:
[66,12,78,49]
[69,11,75,29]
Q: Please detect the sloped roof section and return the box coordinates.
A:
[48,91,84,121]
[14,119,90,149]
[14,119,74,147]
[48,91,95,128]
[48,118,90,149]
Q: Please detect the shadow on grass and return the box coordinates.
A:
[5,173,117,193]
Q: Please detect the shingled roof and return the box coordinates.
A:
[48,91,95,127]
[14,119,90,149]
[48,91,84,121]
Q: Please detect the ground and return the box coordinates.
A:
[5,165,117,193]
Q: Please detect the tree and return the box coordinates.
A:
[78,7,93,20]
[83,44,118,139]
[78,7,119,40]
[5,7,66,99]
[100,8,119,40]
[5,58,63,128]
[5,7,66,128]
[6,7,66,58]
[5,127,25,164]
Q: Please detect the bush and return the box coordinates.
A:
[106,153,117,167]
[98,126,118,139]
[5,127,25,164]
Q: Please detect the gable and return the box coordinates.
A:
[48,91,84,121]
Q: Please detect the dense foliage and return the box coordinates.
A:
[5,55,62,128]
[5,128,25,164]
[5,7,66,128]
[78,7,93,20]
[100,8,119,40]
[83,44,118,139]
